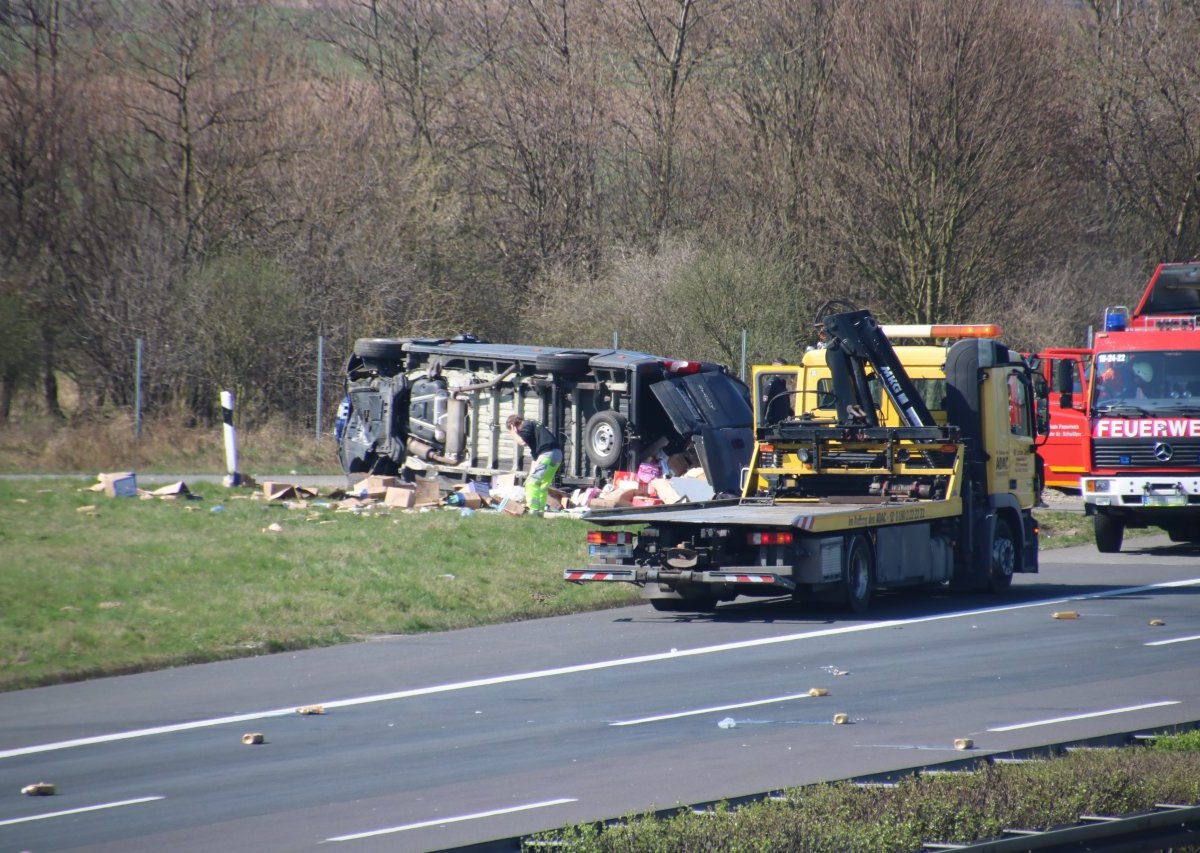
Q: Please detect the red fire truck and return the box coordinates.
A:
[1038,262,1200,552]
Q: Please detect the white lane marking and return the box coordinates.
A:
[324,797,577,842]
[610,692,816,726]
[987,701,1180,732]
[0,796,163,827]
[6,576,1200,761]
[1146,633,1200,647]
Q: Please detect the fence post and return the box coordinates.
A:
[740,329,748,382]
[221,391,241,487]
[134,338,143,441]
[316,335,324,442]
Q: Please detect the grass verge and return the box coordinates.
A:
[531,741,1200,851]
[0,478,638,691]
[0,473,1116,692]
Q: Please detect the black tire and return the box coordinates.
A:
[650,595,718,613]
[1166,525,1199,543]
[535,350,591,375]
[584,411,627,469]
[1094,513,1124,553]
[354,338,405,360]
[843,534,875,614]
[984,517,1016,593]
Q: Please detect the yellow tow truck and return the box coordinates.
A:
[564,307,1049,613]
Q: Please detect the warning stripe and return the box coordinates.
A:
[796,516,814,531]
[566,571,617,581]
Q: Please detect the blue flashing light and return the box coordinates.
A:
[1104,306,1128,332]
[1119,454,1131,465]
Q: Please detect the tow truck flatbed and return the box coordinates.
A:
[584,495,964,533]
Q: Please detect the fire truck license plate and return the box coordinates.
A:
[1145,495,1186,506]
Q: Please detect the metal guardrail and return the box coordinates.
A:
[920,802,1200,852]
[443,720,1200,853]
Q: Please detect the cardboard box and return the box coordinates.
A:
[263,482,318,501]
[662,477,705,503]
[99,472,138,498]
[667,453,692,477]
[547,487,568,511]
[384,484,417,508]
[500,497,526,516]
[631,494,664,507]
[588,484,642,509]
[493,473,520,492]
[413,478,441,507]
[149,481,190,498]
[352,475,402,500]
[450,489,485,509]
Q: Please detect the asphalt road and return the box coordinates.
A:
[2,536,1197,852]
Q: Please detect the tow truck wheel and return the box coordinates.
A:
[649,596,718,613]
[843,535,875,614]
[1094,513,1124,553]
[984,518,1016,593]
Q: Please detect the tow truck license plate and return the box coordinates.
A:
[589,544,634,558]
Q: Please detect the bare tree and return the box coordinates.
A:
[1083,0,1200,262]
[727,0,844,264]
[822,0,1081,323]
[608,0,727,245]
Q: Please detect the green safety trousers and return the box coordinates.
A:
[525,450,563,512]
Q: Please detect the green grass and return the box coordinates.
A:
[0,478,637,691]
[535,742,1200,851]
[0,477,1106,692]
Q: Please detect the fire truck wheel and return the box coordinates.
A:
[843,535,875,613]
[984,518,1016,593]
[1094,514,1124,553]
[1165,524,1199,543]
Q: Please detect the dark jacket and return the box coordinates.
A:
[517,420,561,457]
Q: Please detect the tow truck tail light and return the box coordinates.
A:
[748,531,794,546]
[587,530,635,545]
[664,359,703,374]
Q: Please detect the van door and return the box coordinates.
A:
[650,372,753,494]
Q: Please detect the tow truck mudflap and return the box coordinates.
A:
[564,566,796,591]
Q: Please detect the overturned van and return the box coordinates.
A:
[335,335,754,494]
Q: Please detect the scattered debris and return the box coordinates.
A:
[296,705,325,715]
[92,471,138,498]
[808,687,829,697]
[954,738,974,750]
[76,505,98,515]
[21,782,55,796]
[718,717,737,729]
[263,522,284,533]
[832,713,849,725]
[1149,618,1166,626]
[1052,611,1080,620]
[241,733,265,745]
